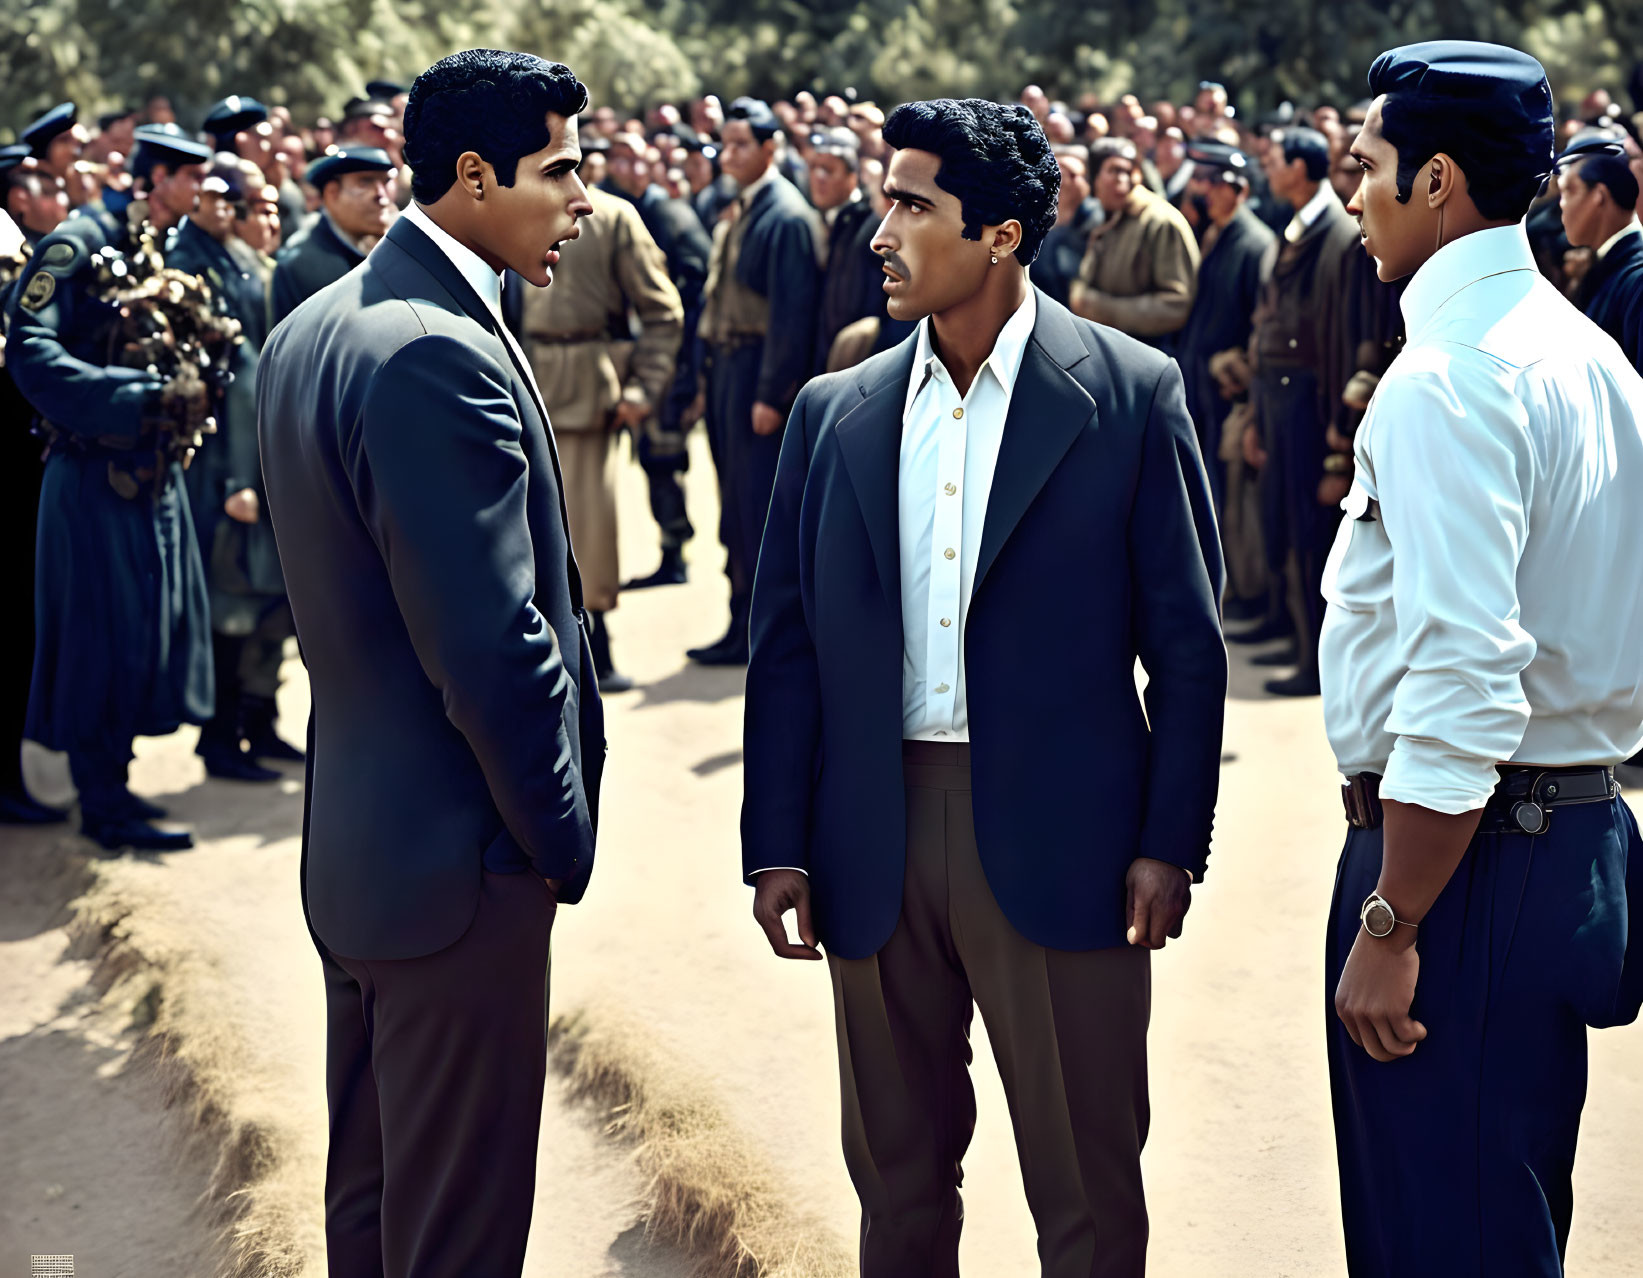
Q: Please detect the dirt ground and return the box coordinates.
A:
[3,436,1642,1277]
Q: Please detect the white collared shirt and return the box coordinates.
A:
[1597,220,1642,261]
[402,201,504,322]
[1284,183,1336,243]
[1319,222,1643,813]
[899,289,1038,741]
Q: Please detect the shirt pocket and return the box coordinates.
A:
[1322,479,1393,613]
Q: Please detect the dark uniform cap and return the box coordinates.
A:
[22,102,76,156]
[727,97,780,136]
[365,80,407,102]
[1184,140,1252,176]
[203,95,269,142]
[0,143,32,179]
[130,123,213,177]
[1555,126,1629,169]
[305,146,396,190]
[201,154,251,200]
[1369,41,1553,137]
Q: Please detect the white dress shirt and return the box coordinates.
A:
[1320,222,1643,814]
[402,201,504,321]
[1283,183,1336,243]
[900,289,1038,740]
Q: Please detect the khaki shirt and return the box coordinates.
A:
[1070,186,1200,338]
[521,187,683,432]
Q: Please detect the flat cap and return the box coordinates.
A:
[305,146,396,189]
[130,123,213,177]
[726,97,781,136]
[1184,140,1252,176]
[203,95,269,142]
[22,102,76,156]
[1555,126,1629,169]
[809,126,860,168]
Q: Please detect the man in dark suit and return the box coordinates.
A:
[269,146,396,323]
[257,50,603,1277]
[743,98,1226,1277]
[689,96,820,666]
[1557,131,1643,369]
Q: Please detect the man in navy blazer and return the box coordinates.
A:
[742,99,1226,1276]
[257,51,602,1277]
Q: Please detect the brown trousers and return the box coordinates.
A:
[557,429,620,613]
[829,741,1151,1278]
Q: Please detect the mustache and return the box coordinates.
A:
[877,248,910,281]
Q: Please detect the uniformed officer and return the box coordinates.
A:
[270,147,396,323]
[1556,129,1643,370]
[3,153,69,246]
[1325,42,1643,1276]
[22,102,81,186]
[602,130,712,590]
[518,185,683,692]
[4,125,218,851]
[170,156,298,780]
[690,97,820,666]
[1240,126,1361,694]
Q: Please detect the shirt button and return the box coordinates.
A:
[934,682,950,694]
[944,482,957,496]
[1280,375,1290,386]
[953,407,964,420]
[944,547,956,560]
[1288,338,1298,349]
[940,617,952,628]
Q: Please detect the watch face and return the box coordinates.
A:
[1363,898,1395,938]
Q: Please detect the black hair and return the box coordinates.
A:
[1576,152,1641,212]
[881,98,1060,265]
[1368,73,1553,222]
[1089,137,1139,170]
[403,48,589,204]
[1274,127,1331,181]
[725,97,782,144]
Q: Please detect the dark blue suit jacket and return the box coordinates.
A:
[1575,229,1643,372]
[742,291,1226,959]
[258,216,604,962]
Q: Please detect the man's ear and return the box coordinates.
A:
[991,218,1025,258]
[1427,152,1460,209]
[454,151,486,201]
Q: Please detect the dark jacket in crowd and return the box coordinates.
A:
[1030,196,1101,310]
[1573,228,1643,370]
[815,196,887,370]
[271,213,365,325]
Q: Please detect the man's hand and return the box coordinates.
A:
[752,868,821,960]
[752,401,784,436]
[1242,422,1267,469]
[224,487,260,524]
[1317,472,1352,507]
[613,398,652,430]
[1125,857,1192,949]
[1334,928,1425,1062]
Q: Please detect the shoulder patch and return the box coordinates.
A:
[19,270,56,313]
[40,241,76,268]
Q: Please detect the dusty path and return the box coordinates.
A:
[3,437,1641,1276]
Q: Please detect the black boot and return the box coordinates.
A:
[622,544,688,591]
[83,817,194,852]
[243,694,305,764]
[0,790,69,825]
[589,611,635,694]
[686,610,749,666]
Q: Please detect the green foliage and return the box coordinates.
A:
[0,0,1632,141]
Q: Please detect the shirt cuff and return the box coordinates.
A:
[750,866,808,877]
[1380,736,1498,815]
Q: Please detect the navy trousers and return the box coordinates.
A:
[1326,796,1643,1276]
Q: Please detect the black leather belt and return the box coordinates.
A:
[1342,764,1617,835]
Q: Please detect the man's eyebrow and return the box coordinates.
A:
[883,183,934,208]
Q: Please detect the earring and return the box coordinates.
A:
[990,253,999,264]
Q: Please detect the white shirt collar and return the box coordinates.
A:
[1597,220,1642,261]
[736,164,780,209]
[402,201,504,322]
[1400,221,1537,341]
[1284,183,1336,242]
[903,287,1038,420]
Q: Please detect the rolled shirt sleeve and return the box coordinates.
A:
[1372,362,1537,813]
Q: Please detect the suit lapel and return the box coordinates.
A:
[834,340,917,610]
[972,296,1097,597]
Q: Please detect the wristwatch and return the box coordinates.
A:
[1359,891,1416,939]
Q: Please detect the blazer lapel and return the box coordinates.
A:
[973,295,1097,597]
[834,339,917,610]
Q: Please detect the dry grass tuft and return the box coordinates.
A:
[551,1009,854,1278]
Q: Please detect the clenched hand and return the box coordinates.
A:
[752,868,821,960]
[1125,857,1192,949]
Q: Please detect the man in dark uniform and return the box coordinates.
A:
[4,125,217,850]
[4,156,69,246]
[170,157,298,782]
[1243,126,1360,695]
[1557,131,1643,369]
[270,147,396,323]
[22,103,81,189]
[809,126,886,371]
[602,130,712,589]
[1176,142,1275,518]
[689,97,820,665]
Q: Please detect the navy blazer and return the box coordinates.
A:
[742,291,1226,959]
[258,216,604,962]
[1575,230,1643,372]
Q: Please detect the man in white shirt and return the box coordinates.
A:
[1324,40,1643,1277]
[742,97,1226,1276]
[258,50,603,1277]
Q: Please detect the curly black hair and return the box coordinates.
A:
[881,98,1059,265]
[403,49,590,204]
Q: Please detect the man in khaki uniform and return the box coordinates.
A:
[520,185,683,692]
[1070,137,1201,348]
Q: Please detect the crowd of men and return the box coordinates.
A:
[6,67,1643,847]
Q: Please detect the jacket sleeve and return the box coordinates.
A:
[755,208,820,410]
[613,207,685,410]
[6,236,162,436]
[1080,217,1201,337]
[741,380,821,879]
[354,333,593,880]
[270,260,300,326]
[1128,360,1228,878]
